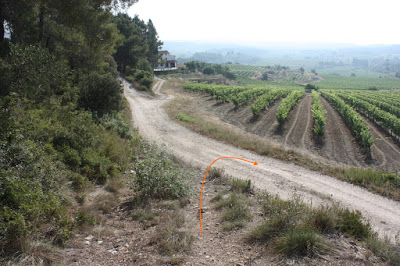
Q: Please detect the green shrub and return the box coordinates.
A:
[336,209,372,240]
[247,216,290,243]
[79,72,124,115]
[308,206,336,233]
[132,144,191,200]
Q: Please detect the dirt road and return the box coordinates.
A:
[123,78,400,241]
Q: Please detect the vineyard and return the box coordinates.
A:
[182,81,400,172]
[223,64,321,84]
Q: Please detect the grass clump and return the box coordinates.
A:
[307,206,336,233]
[336,208,372,240]
[274,227,328,257]
[175,113,196,123]
[230,178,252,194]
[366,236,400,265]
[132,209,155,222]
[213,192,251,231]
[156,210,193,256]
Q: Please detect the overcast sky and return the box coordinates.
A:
[128,0,400,45]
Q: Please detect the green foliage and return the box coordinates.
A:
[336,209,372,240]
[274,227,327,257]
[213,193,251,231]
[321,91,374,148]
[312,75,400,90]
[261,72,269,81]
[175,113,196,123]
[79,72,124,115]
[276,90,305,123]
[0,44,71,102]
[311,90,326,136]
[203,65,215,75]
[132,144,192,200]
[230,178,252,194]
[251,89,290,116]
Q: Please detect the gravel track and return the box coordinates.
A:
[123,78,400,241]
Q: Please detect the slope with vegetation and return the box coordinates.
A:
[0,0,162,262]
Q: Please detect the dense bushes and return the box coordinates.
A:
[184,61,236,80]
[131,144,192,200]
[79,72,124,115]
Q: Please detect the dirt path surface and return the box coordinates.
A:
[123,78,400,241]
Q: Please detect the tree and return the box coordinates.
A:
[299,67,305,74]
[146,19,163,68]
[203,65,215,75]
[262,72,269,81]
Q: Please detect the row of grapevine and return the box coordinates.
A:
[251,90,290,116]
[338,90,400,118]
[336,93,400,138]
[276,90,305,124]
[311,91,327,136]
[183,83,247,103]
[320,91,374,148]
[232,88,270,107]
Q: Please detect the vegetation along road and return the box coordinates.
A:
[123,78,400,242]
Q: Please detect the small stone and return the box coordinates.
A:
[85,235,94,241]
[85,241,90,245]
[98,241,103,244]
[205,255,210,258]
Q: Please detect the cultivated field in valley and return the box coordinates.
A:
[182,82,400,173]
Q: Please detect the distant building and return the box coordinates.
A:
[155,50,177,70]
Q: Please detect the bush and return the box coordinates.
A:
[132,144,191,200]
[203,65,215,75]
[308,206,336,233]
[79,72,123,115]
[129,70,154,91]
[336,209,372,240]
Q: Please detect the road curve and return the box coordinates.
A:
[123,78,400,241]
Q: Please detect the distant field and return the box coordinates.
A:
[312,75,400,90]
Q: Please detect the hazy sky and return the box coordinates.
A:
[128,0,400,45]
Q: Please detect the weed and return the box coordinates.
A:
[156,210,193,256]
[336,208,372,240]
[222,221,246,231]
[230,178,252,194]
[366,236,400,265]
[175,113,196,123]
[104,177,124,194]
[308,205,336,233]
[274,227,329,257]
[132,209,155,222]
[74,210,96,227]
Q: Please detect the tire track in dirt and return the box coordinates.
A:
[283,95,312,149]
[123,78,400,241]
[283,96,304,148]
